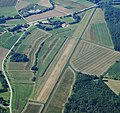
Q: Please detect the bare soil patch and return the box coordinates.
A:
[26,10,66,22]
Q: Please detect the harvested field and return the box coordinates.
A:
[7,62,27,70]
[82,8,114,48]
[70,40,120,76]
[38,0,52,7]
[104,78,120,95]
[22,102,43,113]
[0,48,8,70]
[8,70,34,83]
[44,67,75,113]
[0,0,17,7]
[16,0,30,10]
[26,10,67,22]
[55,5,73,14]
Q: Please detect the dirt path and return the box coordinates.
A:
[36,8,96,103]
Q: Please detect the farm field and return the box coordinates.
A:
[0,0,17,7]
[103,59,120,80]
[22,102,42,113]
[26,10,67,22]
[82,8,114,48]
[12,83,33,113]
[6,19,26,25]
[0,6,17,17]
[52,0,93,11]
[0,31,23,49]
[16,0,30,10]
[70,40,120,76]
[33,9,95,106]
[44,67,75,113]
[6,27,50,113]
[38,0,52,7]
[104,78,120,95]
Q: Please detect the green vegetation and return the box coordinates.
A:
[35,27,76,76]
[103,60,120,80]
[45,68,74,113]
[10,53,29,62]
[64,73,120,113]
[12,83,33,113]
[0,71,10,106]
[6,19,26,25]
[24,104,42,113]
[0,6,17,17]
[90,23,113,48]
[25,0,39,4]
[0,31,23,49]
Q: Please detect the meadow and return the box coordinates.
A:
[0,31,23,49]
[82,8,114,49]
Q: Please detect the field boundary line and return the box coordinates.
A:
[2,24,32,113]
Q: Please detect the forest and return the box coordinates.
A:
[64,73,120,113]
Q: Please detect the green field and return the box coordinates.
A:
[8,71,34,83]
[6,19,26,25]
[45,68,74,113]
[36,27,76,76]
[12,83,33,113]
[25,0,39,4]
[0,31,23,49]
[103,60,120,80]
[0,6,17,17]
[90,23,114,48]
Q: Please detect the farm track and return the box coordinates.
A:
[34,8,95,107]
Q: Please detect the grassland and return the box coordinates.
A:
[6,26,51,113]
[0,0,17,7]
[6,19,26,25]
[12,83,33,113]
[25,0,39,4]
[70,40,120,76]
[44,67,75,113]
[103,60,120,80]
[82,8,114,49]
[0,6,17,17]
[0,31,23,49]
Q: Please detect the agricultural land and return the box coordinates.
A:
[0,0,120,113]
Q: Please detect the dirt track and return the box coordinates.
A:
[36,9,95,103]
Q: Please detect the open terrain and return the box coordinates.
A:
[44,67,75,113]
[82,8,114,48]
[104,78,120,95]
[0,0,17,7]
[34,8,95,106]
[70,40,120,76]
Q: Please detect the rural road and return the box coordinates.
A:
[2,24,32,113]
[1,3,97,113]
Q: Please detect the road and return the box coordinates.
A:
[1,4,97,113]
[2,24,32,113]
